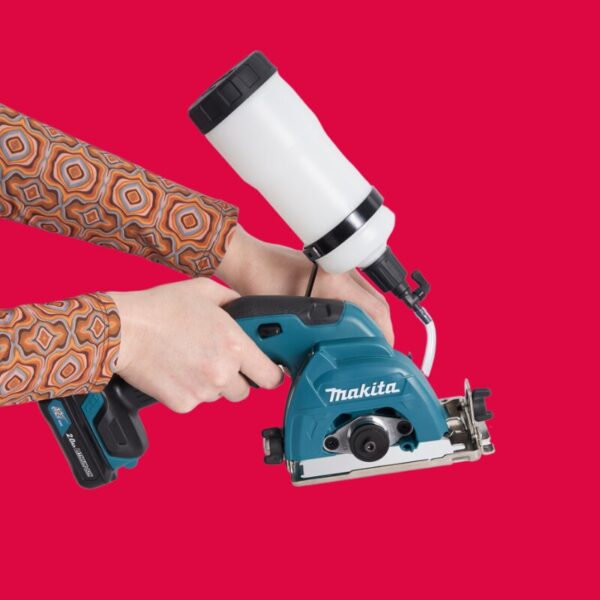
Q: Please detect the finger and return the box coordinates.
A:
[238,334,284,390]
[222,373,251,403]
[343,281,395,346]
[197,388,222,404]
[349,270,388,304]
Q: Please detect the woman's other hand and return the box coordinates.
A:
[216,226,394,346]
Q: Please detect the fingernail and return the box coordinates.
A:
[277,365,286,386]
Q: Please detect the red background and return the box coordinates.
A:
[0,1,597,597]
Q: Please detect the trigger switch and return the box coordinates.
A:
[258,323,282,338]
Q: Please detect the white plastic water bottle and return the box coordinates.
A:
[189,51,431,327]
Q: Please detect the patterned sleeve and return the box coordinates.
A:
[0,104,238,276]
[0,293,120,405]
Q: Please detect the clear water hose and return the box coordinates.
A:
[419,310,436,377]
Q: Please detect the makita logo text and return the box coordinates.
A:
[324,381,400,403]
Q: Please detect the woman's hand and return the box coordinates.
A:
[216,226,395,345]
[108,279,283,413]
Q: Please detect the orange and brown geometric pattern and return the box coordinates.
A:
[0,293,120,406]
[0,104,240,405]
[0,104,238,276]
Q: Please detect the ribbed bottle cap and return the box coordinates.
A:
[189,51,277,134]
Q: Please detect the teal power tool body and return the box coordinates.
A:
[40,51,494,487]
[40,296,493,487]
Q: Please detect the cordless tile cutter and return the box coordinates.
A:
[40,52,494,487]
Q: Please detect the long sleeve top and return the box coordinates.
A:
[0,104,238,405]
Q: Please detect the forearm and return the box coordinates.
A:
[0,293,120,405]
[0,104,238,276]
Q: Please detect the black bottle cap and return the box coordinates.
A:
[189,51,277,134]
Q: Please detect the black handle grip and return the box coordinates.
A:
[94,377,155,459]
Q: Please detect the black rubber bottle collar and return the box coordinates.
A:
[303,189,384,261]
[189,51,277,134]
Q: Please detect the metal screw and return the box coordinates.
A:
[324,436,340,450]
